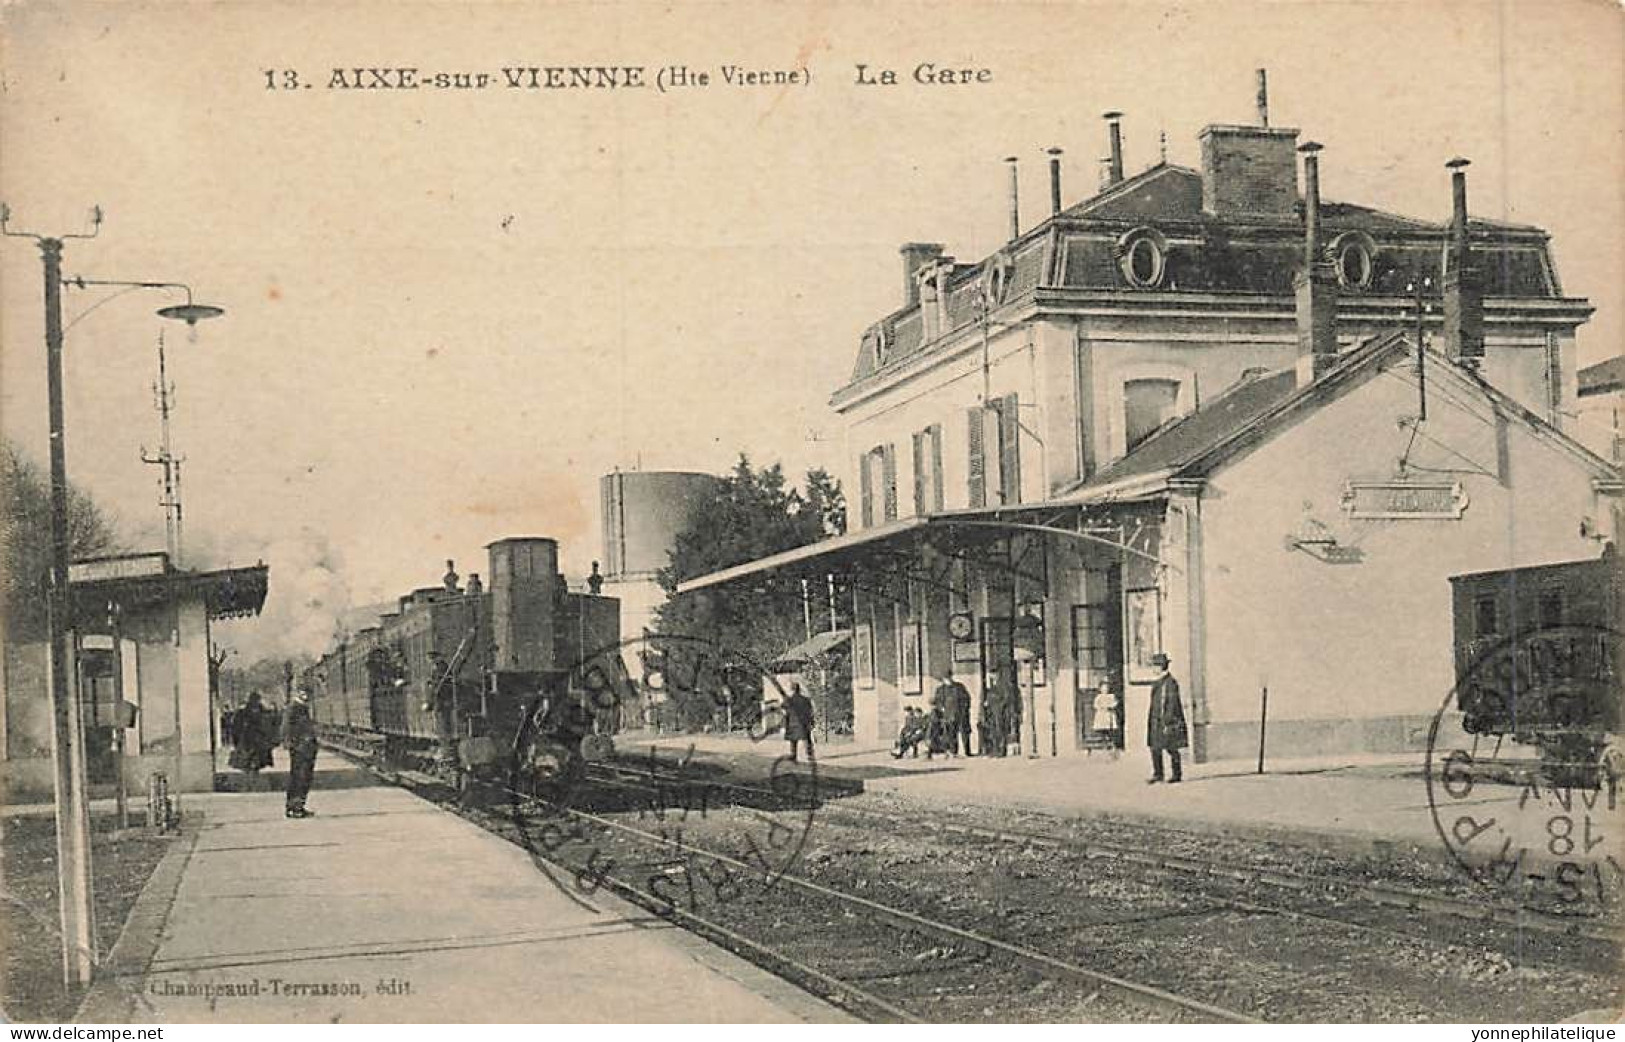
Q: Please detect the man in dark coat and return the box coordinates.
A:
[782,681,815,762]
[229,691,276,783]
[284,687,320,818]
[930,673,972,757]
[1146,653,1188,784]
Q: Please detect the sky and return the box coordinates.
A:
[2,0,1621,663]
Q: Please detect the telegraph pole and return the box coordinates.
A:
[3,208,102,988]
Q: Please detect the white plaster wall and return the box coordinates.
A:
[177,602,214,760]
[1197,356,1614,730]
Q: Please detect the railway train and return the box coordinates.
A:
[306,536,621,788]
[1450,550,1623,783]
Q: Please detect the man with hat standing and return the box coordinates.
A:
[1146,653,1187,784]
[284,686,320,818]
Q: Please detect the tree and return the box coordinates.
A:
[654,456,845,729]
[2,439,122,641]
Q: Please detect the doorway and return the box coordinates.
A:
[1070,565,1125,751]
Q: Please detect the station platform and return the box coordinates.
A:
[77,747,844,1023]
[617,730,1569,862]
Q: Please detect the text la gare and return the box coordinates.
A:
[855,63,993,86]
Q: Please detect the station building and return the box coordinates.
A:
[1,551,269,796]
[679,87,1622,763]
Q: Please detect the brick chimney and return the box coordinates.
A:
[1103,111,1125,187]
[1293,141,1339,386]
[1442,157,1484,368]
[1005,156,1020,241]
[1200,123,1300,216]
[900,242,945,308]
[1047,147,1064,216]
[917,253,955,339]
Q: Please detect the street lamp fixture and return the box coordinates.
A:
[64,275,226,325]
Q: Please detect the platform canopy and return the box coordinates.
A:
[70,552,270,621]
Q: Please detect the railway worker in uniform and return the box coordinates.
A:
[782,681,816,763]
[979,676,1004,757]
[1146,653,1187,784]
[930,672,973,758]
[284,686,320,818]
[229,691,276,787]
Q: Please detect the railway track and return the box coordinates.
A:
[323,741,1620,1020]
[332,746,1254,1022]
[591,758,1622,947]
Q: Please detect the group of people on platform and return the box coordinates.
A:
[221,687,321,817]
[891,670,1021,760]
[891,654,1189,784]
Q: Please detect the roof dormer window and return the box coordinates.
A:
[1329,231,1377,291]
[1117,227,1168,289]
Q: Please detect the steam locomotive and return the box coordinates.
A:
[1450,551,1622,783]
[306,536,621,789]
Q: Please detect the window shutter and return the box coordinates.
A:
[999,393,1021,504]
[859,452,874,528]
[912,431,926,516]
[930,425,945,513]
[882,443,898,521]
[966,407,986,508]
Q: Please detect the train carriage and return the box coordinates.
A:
[1450,551,1623,782]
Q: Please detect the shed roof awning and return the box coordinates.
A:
[768,628,851,671]
[673,503,1092,595]
[674,517,931,594]
[72,562,271,621]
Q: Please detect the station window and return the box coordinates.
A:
[912,425,944,515]
[1538,590,1564,628]
[1123,379,1182,451]
[1474,596,1499,638]
[859,444,897,528]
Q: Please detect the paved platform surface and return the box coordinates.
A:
[79,750,844,1023]
[620,730,1576,860]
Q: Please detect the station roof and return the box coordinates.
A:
[839,161,1570,397]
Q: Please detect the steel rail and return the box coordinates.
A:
[510,780,1255,1023]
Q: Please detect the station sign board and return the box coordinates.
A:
[1341,480,1467,521]
[69,553,168,584]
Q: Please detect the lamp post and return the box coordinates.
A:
[2,205,224,988]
